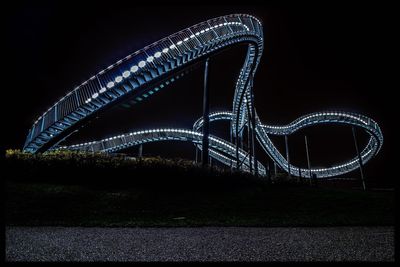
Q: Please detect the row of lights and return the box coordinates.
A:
[83,21,250,105]
[280,144,373,174]
[68,127,249,161]
[69,128,204,148]
[267,112,368,130]
[192,111,367,173]
[256,121,376,175]
[31,16,267,160]
[193,111,233,128]
[33,20,251,124]
[66,125,265,172]
[104,138,258,172]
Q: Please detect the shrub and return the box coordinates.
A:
[3,148,263,188]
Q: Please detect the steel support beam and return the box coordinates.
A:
[304,135,312,185]
[230,125,233,170]
[202,58,210,167]
[138,144,143,158]
[250,83,258,176]
[195,145,198,163]
[285,135,291,178]
[352,126,366,191]
[246,101,253,173]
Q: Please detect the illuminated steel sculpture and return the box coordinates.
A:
[23,14,383,179]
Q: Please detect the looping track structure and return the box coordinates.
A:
[23,14,383,178]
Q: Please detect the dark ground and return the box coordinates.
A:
[4,153,395,262]
[5,176,394,227]
[6,226,395,261]
[4,153,394,227]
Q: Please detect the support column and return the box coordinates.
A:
[202,58,210,167]
[352,126,366,191]
[230,126,233,171]
[246,102,253,173]
[236,135,240,169]
[285,135,291,178]
[304,135,312,185]
[138,144,143,158]
[250,78,258,176]
[298,167,302,184]
[195,145,198,163]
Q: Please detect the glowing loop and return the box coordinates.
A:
[23,14,383,179]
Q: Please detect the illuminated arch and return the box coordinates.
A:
[23,14,383,179]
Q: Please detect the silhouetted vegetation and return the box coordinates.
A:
[4,149,262,189]
[4,149,395,227]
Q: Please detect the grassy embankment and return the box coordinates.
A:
[4,149,395,227]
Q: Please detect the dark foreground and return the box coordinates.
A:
[6,226,394,262]
[6,181,394,227]
[5,152,394,227]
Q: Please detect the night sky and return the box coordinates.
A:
[3,2,395,184]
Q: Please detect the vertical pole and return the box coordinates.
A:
[304,135,312,185]
[250,78,258,176]
[230,126,233,171]
[195,145,198,163]
[285,135,291,178]
[246,102,253,173]
[138,144,143,158]
[274,161,277,177]
[236,135,240,169]
[352,126,366,191]
[202,58,210,167]
[298,167,302,184]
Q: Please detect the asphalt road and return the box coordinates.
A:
[5,226,394,262]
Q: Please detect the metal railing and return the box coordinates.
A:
[22,14,383,179]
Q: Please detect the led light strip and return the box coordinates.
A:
[62,128,265,175]
[24,14,262,152]
[23,14,383,179]
[192,110,382,178]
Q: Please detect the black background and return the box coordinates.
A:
[2,1,395,185]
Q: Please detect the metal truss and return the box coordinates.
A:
[23,14,383,179]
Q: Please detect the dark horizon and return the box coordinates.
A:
[3,3,394,184]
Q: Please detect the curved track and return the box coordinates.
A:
[193,111,382,178]
[23,14,383,178]
[62,128,266,175]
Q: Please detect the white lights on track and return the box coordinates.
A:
[107,82,115,88]
[122,71,131,78]
[130,65,139,73]
[25,14,381,179]
[30,18,254,127]
[138,61,146,68]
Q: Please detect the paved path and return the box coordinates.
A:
[6,226,394,262]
